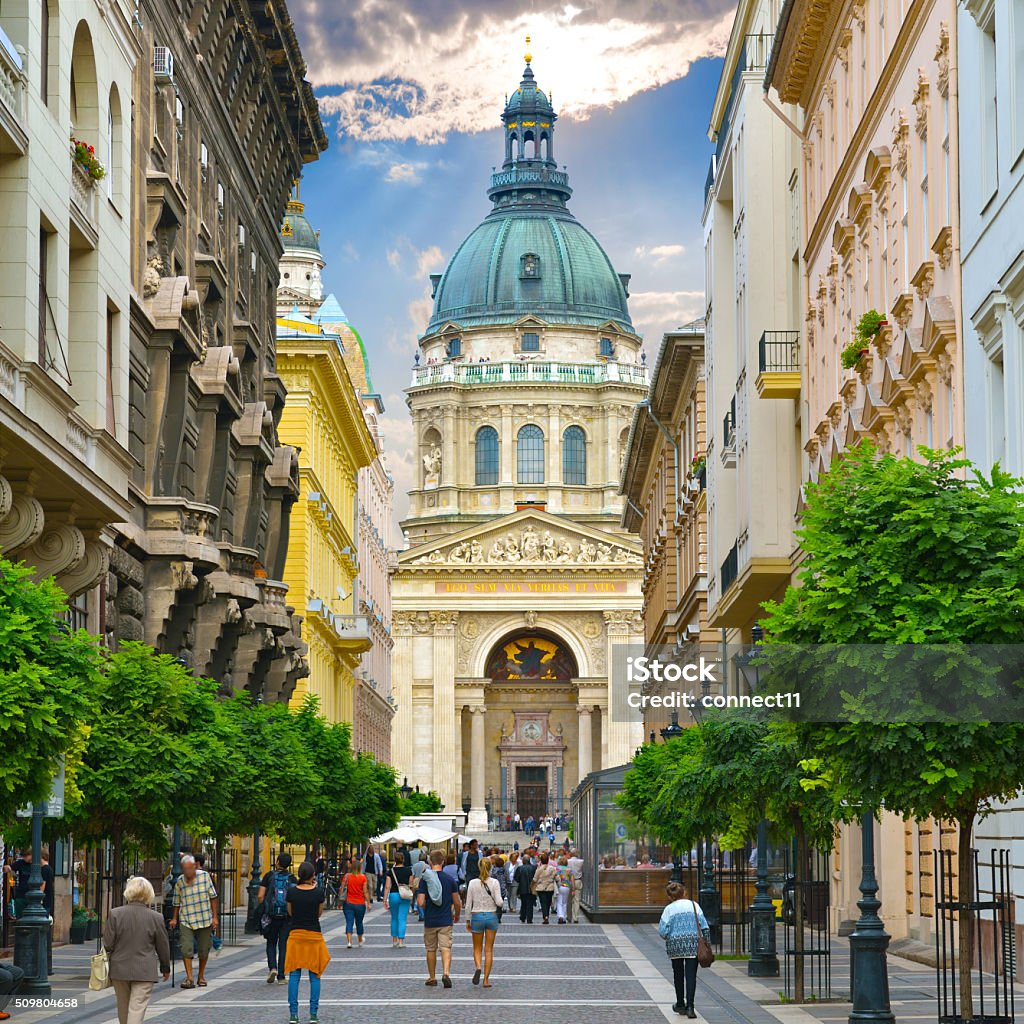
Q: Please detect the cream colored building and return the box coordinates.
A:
[0,1,136,614]
[767,0,963,942]
[391,55,647,828]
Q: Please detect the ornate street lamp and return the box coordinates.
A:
[244,831,263,935]
[400,777,413,802]
[848,811,893,1024]
[13,803,51,996]
[659,710,684,741]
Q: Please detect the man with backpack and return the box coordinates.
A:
[457,839,480,890]
[256,852,297,984]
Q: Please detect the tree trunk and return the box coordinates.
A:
[958,812,976,1021]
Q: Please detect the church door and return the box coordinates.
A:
[516,766,548,821]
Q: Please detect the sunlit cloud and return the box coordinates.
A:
[297,1,734,144]
[629,289,705,338]
[385,162,423,184]
[634,243,686,264]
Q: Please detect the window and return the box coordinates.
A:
[942,94,951,225]
[475,426,499,485]
[901,175,910,289]
[37,228,49,365]
[562,426,586,485]
[517,425,545,484]
[446,337,461,358]
[599,337,615,358]
[521,332,539,352]
[520,253,540,278]
[105,307,115,434]
[980,12,998,202]
[65,591,88,632]
[920,132,929,255]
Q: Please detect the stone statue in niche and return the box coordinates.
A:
[422,445,442,481]
[143,254,163,298]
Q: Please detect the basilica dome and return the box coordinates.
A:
[426,56,633,336]
[279,195,320,253]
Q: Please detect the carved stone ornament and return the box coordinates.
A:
[935,23,950,97]
[892,111,910,173]
[913,69,930,137]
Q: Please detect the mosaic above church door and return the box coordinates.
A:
[486,634,577,680]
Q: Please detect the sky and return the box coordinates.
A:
[288,1,734,538]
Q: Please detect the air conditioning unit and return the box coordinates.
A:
[153,46,174,82]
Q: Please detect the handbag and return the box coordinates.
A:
[692,901,715,968]
[338,873,348,904]
[393,869,414,902]
[89,948,112,991]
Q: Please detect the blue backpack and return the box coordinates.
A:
[269,871,290,918]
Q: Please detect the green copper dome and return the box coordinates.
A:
[279,197,320,253]
[425,56,633,336]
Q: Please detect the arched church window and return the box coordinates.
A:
[517,424,545,484]
[520,253,540,279]
[475,426,499,485]
[562,426,586,485]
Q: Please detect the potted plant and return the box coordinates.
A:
[84,907,100,940]
[840,340,867,370]
[690,454,707,490]
[69,906,88,944]
[70,134,106,182]
[855,309,887,342]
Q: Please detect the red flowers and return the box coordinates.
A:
[70,134,105,182]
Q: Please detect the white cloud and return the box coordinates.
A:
[414,245,443,279]
[386,237,445,281]
[385,162,423,184]
[379,396,416,543]
[386,248,402,269]
[634,243,686,264]
[629,289,705,338]
[303,3,734,144]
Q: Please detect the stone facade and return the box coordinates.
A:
[107,0,325,702]
[0,0,137,612]
[619,320,711,737]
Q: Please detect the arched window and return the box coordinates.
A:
[475,426,499,485]
[107,85,122,202]
[517,425,545,484]
[562,426,586,485]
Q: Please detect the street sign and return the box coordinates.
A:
[16,761,65,819]
[614,823,627,841]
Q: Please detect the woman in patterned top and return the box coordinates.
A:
[658,881,710,1018]
[553,856,574,924]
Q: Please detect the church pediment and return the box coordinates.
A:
[400,508,642,569]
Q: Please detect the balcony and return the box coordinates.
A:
[410,359,648,388]
[0,25,27,155]
[756,331,801,399]
[70,158,99,247]
[721,396,737,468]
[488,166,571,199]
[715,34,774,165]
[720,541,739,596]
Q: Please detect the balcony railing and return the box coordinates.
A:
[704,156,716,206]
[716,33,775,164]
[489,166,570,190]
[0,24,27,151]
[411,359,648,388]
[758,331,800,374]
[722,396,736,450]
[720,541,739,595]
[332,613,371,643]
[70,158,98,242]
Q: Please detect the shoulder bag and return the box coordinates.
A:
[393,868,414,902]
[89,948,112,991]
[692,901,715,968]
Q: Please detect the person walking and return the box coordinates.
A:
[659,881,711,1018]
[505,852,519,915]
[168,855,218,988]
[341,857,370,947]
[383,852,413,947]
[441,852,459,885]
[458,839,480,890]
[567,848,585,923]
[464,857,502,988]
[416,849,461,989]
[554,855,574,924]
[256,852,297,984]
[491,854,509,912]
[516,853,537,923]
[284,861,330,1024]
[363,845,383,905]
[410,849,429,921]
[103,876,171,1024]
[532,851,557,924]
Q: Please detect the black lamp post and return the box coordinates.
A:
[848,811,893,1024]
[461,796,471,817]
[162,824,183,959]
[245,831,263,934]
[400,777,413,802]
[657,713,685,881]
[13,803,51,996]
[748,816,780,976]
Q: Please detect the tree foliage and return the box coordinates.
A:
[400,789,444,816]
[0,559,104,820]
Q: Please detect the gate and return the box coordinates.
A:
[936,848,1015,1024]
[781,844,831,1001]
[204,845,242,946]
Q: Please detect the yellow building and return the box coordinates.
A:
[276,304,376,724]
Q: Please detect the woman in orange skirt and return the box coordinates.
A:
[285,861,331,1024]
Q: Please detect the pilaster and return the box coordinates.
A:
[431,609,460,810]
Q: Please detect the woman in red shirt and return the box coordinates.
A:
[341,857,370,948]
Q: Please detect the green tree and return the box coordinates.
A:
[399,789,443,816]
[348,753,401,843]
[761,443,1024,1016]
[0,559,104,821]
[65,643,233,898]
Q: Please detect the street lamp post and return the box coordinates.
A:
[245,831,262,934]
[658,712,685,878]
[13,803,51,996]
[699,837,721,944]
[400,777,413,802]
[848,811,893,1024]
[162,825,183,959]
[748,817,779,976]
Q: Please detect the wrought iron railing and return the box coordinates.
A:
[411,359,648,388]
[723,396,736,451]
[489,167,570,190]
[720,541,739,595]
[758,331,801,374]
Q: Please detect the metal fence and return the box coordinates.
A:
[781,844,831,1002]
[936,847,1015,1024]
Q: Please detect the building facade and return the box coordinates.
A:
[105,0,325,703]
[704,0,804,646]
[275,299,376,727]
[958,0,1024,952]
[0,0,136,617]
[619,320,711,738]
[390,53,647,828]
[767,0,964,943]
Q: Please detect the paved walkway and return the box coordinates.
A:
[5,906,996,1024]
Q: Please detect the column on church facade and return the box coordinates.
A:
[500,405,513,484]
[598,703,608,771]
[441,406,456,488]
[603,610,644,766]
[390,617,415,783]
[431,611,460,810]
[577,705,593,784]
[468,705,488,832]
